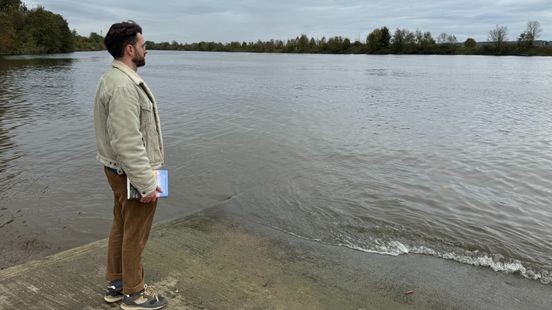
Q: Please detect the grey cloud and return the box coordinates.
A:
[26,0,552,43]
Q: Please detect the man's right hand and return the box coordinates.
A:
[140,186,163,203]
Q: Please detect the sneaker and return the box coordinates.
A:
[120,284,168,310]
[104,279,124,303]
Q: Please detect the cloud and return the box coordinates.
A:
[25,0,552,42]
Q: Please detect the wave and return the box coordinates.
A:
[337,238,551,285]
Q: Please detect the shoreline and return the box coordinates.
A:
[1,206,550,309]
[2,49,552,57]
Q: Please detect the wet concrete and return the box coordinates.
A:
[0,207,550,309]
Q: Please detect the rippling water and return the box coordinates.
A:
[1,51,551,283]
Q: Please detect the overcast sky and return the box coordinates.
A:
[27,0,552,43]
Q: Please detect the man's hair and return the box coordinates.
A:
[104,21,143,58]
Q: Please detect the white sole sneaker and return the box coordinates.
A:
[104,294,124,303]
[120,303,167,310]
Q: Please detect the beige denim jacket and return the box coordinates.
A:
[94,60,164,196]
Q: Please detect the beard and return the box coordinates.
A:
[132,55,145,67]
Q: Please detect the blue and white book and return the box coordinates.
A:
[127,170,168,199]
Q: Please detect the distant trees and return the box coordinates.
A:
[1,0,23,11]
[437,33,457,44]
[0,0,26,53]
[478,21,548,55]
[391,28,415,53]
[297,34,309,53]
[436,33,458,54]
[2,3,550,57]
[70,19,552,57]
[150,23,546,56]
[518,21,542,47]
[326,36,346,53]
[389,29,437,54]
[0,1,73,54]
[366,27,390,53]
[73,31,103,51]
[145,22,551,56]
[415,30,436,52]
[18,6,73,53]
[464,38,477,49]
[488,24,508,52]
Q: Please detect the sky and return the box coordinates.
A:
[27,0,552,43]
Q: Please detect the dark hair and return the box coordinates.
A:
[104,21,143,58]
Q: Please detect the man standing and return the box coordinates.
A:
[94,21,168,309]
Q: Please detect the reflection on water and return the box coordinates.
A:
[0,52,552,284]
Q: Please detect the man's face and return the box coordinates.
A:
[132,33,147,67]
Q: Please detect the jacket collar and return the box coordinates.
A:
[111,60,144,85]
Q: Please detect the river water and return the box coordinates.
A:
[0,51,551,284]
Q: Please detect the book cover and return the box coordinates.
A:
[127,170,168,199]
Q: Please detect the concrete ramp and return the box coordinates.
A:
[1,208,550,309]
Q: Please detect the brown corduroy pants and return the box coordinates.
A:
[104,167,158,295]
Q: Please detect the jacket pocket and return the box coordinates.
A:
[140,99,154,127]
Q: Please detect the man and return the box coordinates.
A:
[94,21,168,310]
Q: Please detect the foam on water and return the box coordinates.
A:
[271,226,552,285]
[336,239,552,285]
[338,239,409,256]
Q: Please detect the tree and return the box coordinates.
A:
[367,26,391,52]
[351,40,363,53]
[0,0,25,53]
[437,33,457,44]
[319,36,327,52]
[437,33,447,44]
[488,24,508,50]
[0,0,22,12]
[275,39,284,51]
[342,37,351,50]
[464,38,477,48]
[284,38,296,53]
[0,15,16,53]
[435,32,458,54]
[17,7,73,53]
[297,34,309,53]
[367,28,382,52]
[380,27,391,48]
[392,28,416,53]
[327,36,344,53]
[414,30,435,52]
[518,21,542,47]
[73,31,104,51]
[308,37,317,52]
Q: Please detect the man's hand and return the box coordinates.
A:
[140,186,163,203]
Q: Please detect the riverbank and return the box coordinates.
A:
[0,206,550,309]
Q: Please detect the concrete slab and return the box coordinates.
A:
[1,207,550,309]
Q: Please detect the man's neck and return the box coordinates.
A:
[116,57,137,72]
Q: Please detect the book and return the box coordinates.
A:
[127,170,168,199]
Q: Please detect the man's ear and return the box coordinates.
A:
[124,44,134,57]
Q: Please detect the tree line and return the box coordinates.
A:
[0,0,74,54]
[147,22,551,56]
[0,0,104,54]
[1,0,551,56]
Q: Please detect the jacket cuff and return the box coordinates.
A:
[135,177,157,197]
